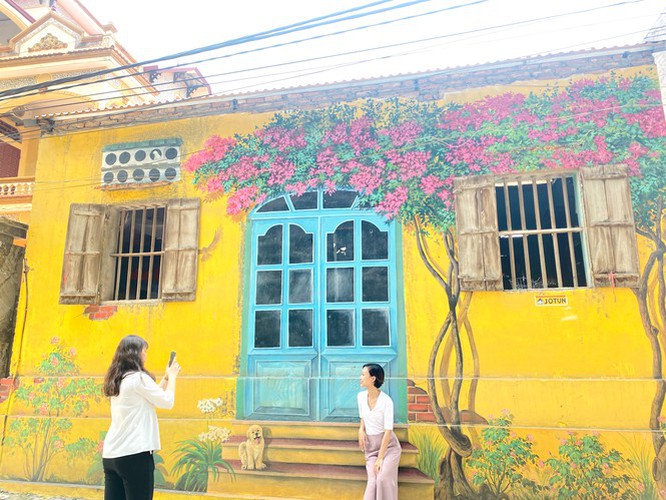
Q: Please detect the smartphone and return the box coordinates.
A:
[168,351,177,367]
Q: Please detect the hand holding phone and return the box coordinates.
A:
[168,351,177,367]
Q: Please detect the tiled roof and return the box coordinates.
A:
[41,41,665,134]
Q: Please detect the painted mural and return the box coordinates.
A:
[181,72,666,498]
[0,68,663,500]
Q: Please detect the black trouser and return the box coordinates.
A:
[103,451,154,500]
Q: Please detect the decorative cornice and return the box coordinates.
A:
[28,33,67,52]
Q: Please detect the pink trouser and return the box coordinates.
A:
[363,432,401,500]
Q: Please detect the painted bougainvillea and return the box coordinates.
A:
[185,73,666,497]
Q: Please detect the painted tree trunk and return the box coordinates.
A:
[634,200,666,498]
[414,221,476,498]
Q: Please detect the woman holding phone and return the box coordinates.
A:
[357,363,401,500]
[102,335,180,500]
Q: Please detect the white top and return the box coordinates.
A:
[357,390,394,436]
[102,371,174,459]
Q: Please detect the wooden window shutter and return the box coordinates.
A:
[161,198,200,301]
[580,164,639,288]
[59,204,106,304]
[454,175,502,291]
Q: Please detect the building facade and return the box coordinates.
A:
[0,37,664,499]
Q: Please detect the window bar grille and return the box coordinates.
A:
[114,209,127,301]
[155,207,166,296]
[545,177,563,288]
[146,208,157,300]
[124,210,137,301]
[135,207,147,300]
[531,179,548,288]
[560,176,579,287]
[516,179,532,289]
[503,182,517,289]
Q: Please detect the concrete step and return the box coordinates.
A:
[209,460,434,500]
[223,420,409,441]
[223,435,419,468]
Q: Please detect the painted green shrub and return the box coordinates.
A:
[467,412,540,497]
[5,337,101,482]
[546,433,635,498]
[171,397,234,492]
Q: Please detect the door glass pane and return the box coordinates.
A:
[327,309,354,346]
[327,221,354,261]
[362,309,389,346]
[327,268,354,302]
[361,221,388,260]
[257,196,289,212]
[289,225,313,264]
[289,269,312,304]
[256,270,282,305]
[255,310,280,348]
[362,267,388,302]
[258,225,282,265]
[289,309,313,347]
[323,191,357,209]
[291,192,318,210]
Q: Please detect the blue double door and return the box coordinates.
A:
[241,194,403,422]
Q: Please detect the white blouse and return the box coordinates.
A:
[357,390,394,436]
[102,371,174,459]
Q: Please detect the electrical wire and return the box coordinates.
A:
[8,24,657,146]
[0,0,649,112]
[0,0,466,101]
[0,2,656,121]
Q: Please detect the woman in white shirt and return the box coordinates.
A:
[102,335,180,500]
[358,363,401,500]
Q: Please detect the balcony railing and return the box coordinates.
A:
[0,176,35,200]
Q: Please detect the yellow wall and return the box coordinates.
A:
[0,64,662,491]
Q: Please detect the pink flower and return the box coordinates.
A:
[50,337,60,345]
[285,182,309,196]
[256,126,307,152]
[57,377,66,389]
[50,356,59,367]
[385,150,430,181]
[268,158,297,186]
[420,175,445,195]
[183,136,236,172]
[226,186,262,215]
[378,121,423,147]
[38,404,48,416]
[374,186,409,219]
[69,348,76,357]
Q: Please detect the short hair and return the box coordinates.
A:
[363,363,385,388]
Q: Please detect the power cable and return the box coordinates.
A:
[8,25,658,146]
[0,0,652,118]
[0,0,461,101]
[0,0,487,106]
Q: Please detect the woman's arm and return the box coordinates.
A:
[374,429,392,474]
[358,418,367,451]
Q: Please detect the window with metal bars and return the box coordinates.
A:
[112,206,166,300]
[496,175,587,290]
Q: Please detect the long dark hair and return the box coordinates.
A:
[103,335,154,397]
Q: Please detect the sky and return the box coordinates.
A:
[83,0,665,96]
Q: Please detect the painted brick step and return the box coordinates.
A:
[225,420,409,442]
[223,435,419,468]
[209,460,434,500]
